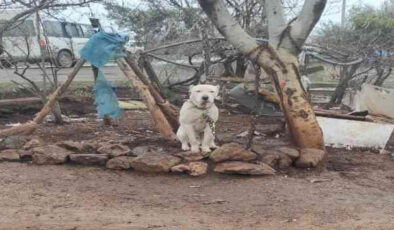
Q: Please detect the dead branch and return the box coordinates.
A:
[0,97,41,106]
[145,53,199,69]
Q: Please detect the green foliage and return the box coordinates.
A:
[105,1,201,46]
[350,3,394,32]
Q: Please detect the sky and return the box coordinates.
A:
[56,0,388,34]
[320,0,387,24]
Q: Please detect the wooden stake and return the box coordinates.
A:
[0,58,85,138]
[124,54,179,131]
[116,59,176,141]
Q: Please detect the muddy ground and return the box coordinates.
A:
[1,95,394,230]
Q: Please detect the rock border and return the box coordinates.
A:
[0,136,326,177]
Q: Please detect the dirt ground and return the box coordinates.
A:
[1,100,394,229]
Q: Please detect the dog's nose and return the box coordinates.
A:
[202,96,209,101]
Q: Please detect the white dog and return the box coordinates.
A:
[177,84,219,152]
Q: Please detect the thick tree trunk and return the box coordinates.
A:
[255,48,324,149]
[198,0,326,150]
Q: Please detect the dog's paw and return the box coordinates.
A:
[201,147,211,153]
[181,144,190,151]
[191,146,200,153]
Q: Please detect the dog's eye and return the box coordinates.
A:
[210,91,214,93]
[196,90,201,93]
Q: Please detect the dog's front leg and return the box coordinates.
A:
[184,124,200,152]
[201,125,214,152]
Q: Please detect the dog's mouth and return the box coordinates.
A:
[199,101,210,108]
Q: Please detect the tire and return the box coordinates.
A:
[56,50,74,68]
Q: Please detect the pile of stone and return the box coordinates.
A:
[0,135,326,177]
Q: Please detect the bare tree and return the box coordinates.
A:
[198,0,326,152]
[0,0,100,123]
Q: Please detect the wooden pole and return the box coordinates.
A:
[0,58,85,137]
[124,54,179,131]
[116,58,176,141]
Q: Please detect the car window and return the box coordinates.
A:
[80,24,93,38]
[0,19,36,37]
[43,21,65,37]
[64,23,79,37]
[75,25,84,38]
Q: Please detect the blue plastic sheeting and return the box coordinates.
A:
[80,32,129,67]
[80,32,129,119]
[94,70,122,119]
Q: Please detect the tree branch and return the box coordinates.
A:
[265,0,287,47]
[289,0,327,52]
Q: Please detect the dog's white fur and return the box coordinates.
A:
[177,84,219,152]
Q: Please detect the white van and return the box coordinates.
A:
[0,9,93,68]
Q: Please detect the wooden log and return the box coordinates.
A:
[0,58,85,138]
[0,97,42,106]
[32,59,85,124]
[314,110,371,121]
[116,58,176,141]
[124,54,180,131]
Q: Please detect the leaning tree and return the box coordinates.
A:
[198,0,327,151]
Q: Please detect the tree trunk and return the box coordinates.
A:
[235,57,247,78]
[328,63,360,108]
[198,0,327,150]
[374,67,392,87]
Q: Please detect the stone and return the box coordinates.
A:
[275,147,300,160]
[32,145,73,165]
[23,138,43,150]
[216,133,234,143]
[171,161,208,176]
[119,136,136,145]
[69,154,108,166]
[58,141,84,152]
[130,153,181,173]
[277,154,293,169]
[261,152,280,167]
[81,141,99,152]
[106,156,135,170]
[131,145,163,156]
[0,149,20,161]
[97,144,131,158]
[251,144,265,155]
[173,151,209,162]
[214,161,275,176]
[295,148,326,168]
[0,136,29,150]
[260,150,294,169]
[19,150,33,161]
[209,143,256,163]
[252,138,290,149]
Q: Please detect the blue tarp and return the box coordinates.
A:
[80,32,128,119]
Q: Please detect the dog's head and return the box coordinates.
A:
[189,84,219,109]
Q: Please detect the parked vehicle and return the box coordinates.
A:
[0,9,93,68]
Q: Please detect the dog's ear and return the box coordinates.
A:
[189,85,195,93]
